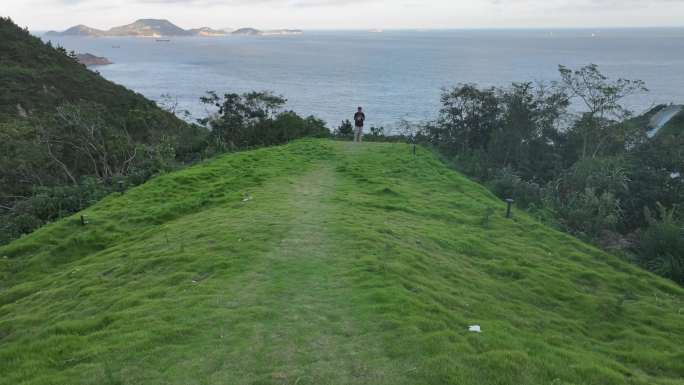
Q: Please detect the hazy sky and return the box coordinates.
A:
[3,0,684,31]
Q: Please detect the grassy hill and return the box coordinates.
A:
[0,17,199,144]
[0,17,158,118]
[1,140,683,385]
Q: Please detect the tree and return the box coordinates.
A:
[334,120,354,139]
[559,64,647,159]
[200,91,287,151]
[199,91,328,151]
[489,82,569,179]
[42,102,137,181]
[434,84,500,154]
[623,131,684,230]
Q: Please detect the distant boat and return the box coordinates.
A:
[156,39,171,42]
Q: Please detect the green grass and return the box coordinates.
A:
[1,139,683,385]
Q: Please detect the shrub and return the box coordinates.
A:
[546,186,622,240]
[200,91,329,150]
[638,204,684,285]
[488,167,542,209]
[334,120,354,139]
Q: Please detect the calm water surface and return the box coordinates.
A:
[43,29,684,129]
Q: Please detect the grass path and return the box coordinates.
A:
[208,165,402,384]
[1,140,683,385]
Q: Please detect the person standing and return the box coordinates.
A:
[353,106,366,142]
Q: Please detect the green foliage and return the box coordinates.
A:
[1,140,683,384]
[540,157,628,239]
[0,17,187,134]
[624,130,684,230]
[487,167,542,209]
[433,84,500,155]
[639,204,684,285]
[559,64,648,159]
[333,119,354,139]
[0,177,110,244]
[430,81,569,181]
[549,186,622,240]
[419,64,684,283]
[0,17,209,245]
[200,91,329,151]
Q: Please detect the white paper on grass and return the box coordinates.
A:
[468,325,481,333]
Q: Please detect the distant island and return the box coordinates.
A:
[188,27,227,37]
[75,53,112,66]
[46,19,190,37]
[232,28,303,36]
[231,27,261,36]
[45,19,302,38]
[45,24,105,37]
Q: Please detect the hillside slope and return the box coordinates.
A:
[0,17,200,146]
[1,140,683,385]
[1,17,208,245]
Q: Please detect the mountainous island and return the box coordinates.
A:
[45,24,105,37]
[44,19,302,37]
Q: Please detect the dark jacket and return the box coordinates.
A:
[354,112,365,127]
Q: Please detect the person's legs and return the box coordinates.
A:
[354,126,361,142]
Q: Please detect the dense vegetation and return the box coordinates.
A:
[2,11,683,288]
[0,17,327,245]
[1,140,682,384]
[199,90,329,153]
[399,64,684,285]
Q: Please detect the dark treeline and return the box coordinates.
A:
[382,64,683,285]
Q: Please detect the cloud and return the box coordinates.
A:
[53,0,375,5]
[9,0,684,30]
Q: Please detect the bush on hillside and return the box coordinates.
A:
[487,167,542,209]
[0,177,110,244]
[200,91,329,151]
[417,65,684,285]
[0,17,211,245]
[638,204,684,285]
[333,119,354,139]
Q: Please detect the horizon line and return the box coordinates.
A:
[27,25,684,33]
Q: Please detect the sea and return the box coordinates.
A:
[41,28,684,131]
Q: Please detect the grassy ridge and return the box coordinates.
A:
[1,140,683,384]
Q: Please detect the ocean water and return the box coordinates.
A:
[43,29,684,130]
